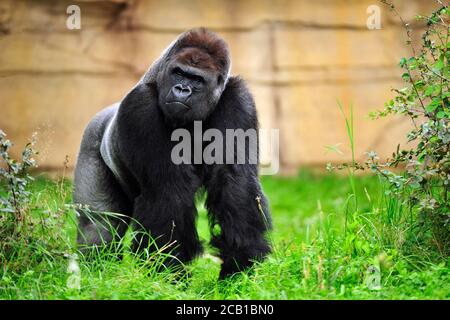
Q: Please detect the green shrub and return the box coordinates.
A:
[0,130,70,273]
[330,3,449,256]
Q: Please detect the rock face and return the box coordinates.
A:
[0,0,437,174]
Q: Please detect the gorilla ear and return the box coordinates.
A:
[217,75,224,86]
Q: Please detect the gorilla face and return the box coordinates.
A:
[156,51,225,125]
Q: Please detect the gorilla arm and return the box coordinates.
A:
[204,77,272,278]
[114,82,204,265]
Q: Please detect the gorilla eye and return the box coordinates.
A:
[172,67,204,85]
[173,67,184,76]
[217,75,224,85]
[193,75,205,84]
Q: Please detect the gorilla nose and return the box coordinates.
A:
[172,84,192,99]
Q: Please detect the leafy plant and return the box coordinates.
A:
[330,3,450,256]
[0,130,69,273]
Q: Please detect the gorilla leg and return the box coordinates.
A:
[131,188,203,270]
[73,108,132,253]
[205,165,272,278]
[74,153,132,252]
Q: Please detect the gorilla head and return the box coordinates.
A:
[144,28,231,125]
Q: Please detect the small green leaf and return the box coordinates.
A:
[430,136,439,143]
[436,111,445,118]
[426,99,439,113]
[433,55,444,71]
[399,58,407,68]
[424,85,435,97]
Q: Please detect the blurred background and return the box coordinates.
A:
[0,0,439,175]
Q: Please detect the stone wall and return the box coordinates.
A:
[0,0,438,174]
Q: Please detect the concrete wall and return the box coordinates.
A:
[0,0,437,174]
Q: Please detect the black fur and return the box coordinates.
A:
[73,28,272,278]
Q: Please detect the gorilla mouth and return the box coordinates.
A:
[166,101,191,110]
[164,101,191,117]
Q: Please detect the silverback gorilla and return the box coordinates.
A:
[73,28,272,278]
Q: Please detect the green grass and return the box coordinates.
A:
[0,171,449,300]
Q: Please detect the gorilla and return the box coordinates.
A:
[73,28,272,278]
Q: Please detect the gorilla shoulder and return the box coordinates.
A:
[211,76,258,129]
[78,103,119,153]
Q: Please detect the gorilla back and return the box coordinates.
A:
[73,28,272,278]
